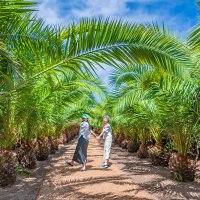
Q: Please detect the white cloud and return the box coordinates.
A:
[35,0,165,24]
[34,0,195,84]
[96,64,113,86]
[35,0,192,34]
[35,0,65,24]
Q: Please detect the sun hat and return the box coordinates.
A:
[82,114,89,119]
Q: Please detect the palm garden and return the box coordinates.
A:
[0,0,199,187]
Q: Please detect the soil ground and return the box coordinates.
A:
[0,136,199,200]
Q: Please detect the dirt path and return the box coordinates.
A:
[36,136,154,200]
[0,136,199,200]
[36,136,200,200]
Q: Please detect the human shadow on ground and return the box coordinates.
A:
[48,161,114,178]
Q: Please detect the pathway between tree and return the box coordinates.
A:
[36,136,154,200]
[0,136,199,200]
[36,136,200,200]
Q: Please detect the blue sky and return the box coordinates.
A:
[35,0,199,85]
[35,0,198,36]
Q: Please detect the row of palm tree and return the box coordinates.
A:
[106,1,200,181]
[108,61,199,181]
[0,0,199,186]
[0,0,107,186]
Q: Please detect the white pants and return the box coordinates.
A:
[104,138,112,160]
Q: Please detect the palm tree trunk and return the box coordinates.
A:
[137,143,148,158]
[0,149,16,187]
[169,153,196,182]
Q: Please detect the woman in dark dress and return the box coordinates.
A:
[65,114,96,171]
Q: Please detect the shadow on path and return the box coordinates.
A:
[111,144,200,200]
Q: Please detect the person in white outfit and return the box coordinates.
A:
[97,115,112,168]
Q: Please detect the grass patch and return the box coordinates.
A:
[17,166,33,177]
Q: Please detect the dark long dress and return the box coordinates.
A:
[72,136,89,164]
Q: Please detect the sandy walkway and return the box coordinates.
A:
[36,136,200,200]
[36,136,155,200]
[1,136,199,200]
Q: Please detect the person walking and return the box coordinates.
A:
[97,115,112,168]
[65,114,95,172]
